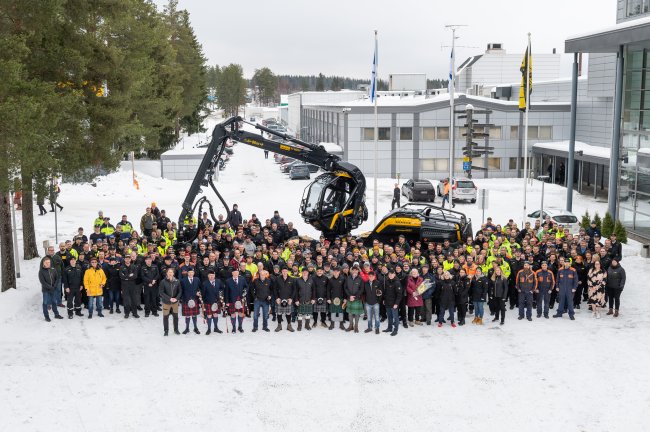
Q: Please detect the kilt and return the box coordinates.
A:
[182,302,200,317]
[329,302,344,314]
[297,303,313,315]
[276,301,293,316]
[313,301,328,314]
[347,299,364,315]
[227,302,246,315]
[204,303,221,316]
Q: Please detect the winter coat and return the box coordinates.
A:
[119,263,139,291]
[312,274,328,300]
[228,209,243,227]
[438,279,456,308]
[63,265,84,290]
[160,278,181,305]
[609,241,623,262]
[606,264,626,290]
[274,275,295,300]
[140,264,160,288]
[252,277,272,302]
[326,274,346,300]
[106,263,122,291]
[382,276,403,308]
[344,275,363,300]
[493,276,509,300]
[535,269,555,294]
[406,276,424,307]
[295,277,315,303]
[471,276,489,302]
[516,269,537,293]
[83,267,107,296]
[39,267,59,293]
[455,276,471,305]
[556,267,578,292]
[363,279,381,305]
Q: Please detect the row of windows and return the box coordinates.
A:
[418,157,527,172]
[360,125,553,141]
[627,0,649,17]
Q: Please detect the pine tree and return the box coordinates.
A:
[602,212,614,238]
[215,64,247,117]
[613,219,628,243]
[593,212,602,231]
[580,210,591,230]
[252,67,278,106]
[316,73,325,91]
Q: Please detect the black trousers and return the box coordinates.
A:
[391,197,400,209]
[144,284,159,313]
[66,289,82,314]
[38,204,47,215]
[457,303,467,323]
[123,285,141,315]
[312,311,327,323]
[608,288,622,310]
[398,301,407,323]
[407,305,423,322]
[494,298,507,322]
[508,284,518,308]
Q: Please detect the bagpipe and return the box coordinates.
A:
[195,290,207,324]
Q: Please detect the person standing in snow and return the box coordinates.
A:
[491,267,508,325]
[225,268,248,333]
[606,258,625,317]
[391,183,400,209]
[274,266,295,332]
[40,257,64,321]
[228,204,243,228]
[83,257,107,319]
[553,260,578,320]
[160,268,181,336]
[63,256,84,318]
[344,265,364,333]
[140,207,156,238]
[587,260,607,318]
[180,268,201,334]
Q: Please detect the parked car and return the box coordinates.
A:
[289,164,310,180]
[437,177,477,203]
[526,208,580,234]
[274,154,294,165]
[401,179,436,202]
[282,160,318,174]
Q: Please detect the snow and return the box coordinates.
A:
[1,122,649,432]
[533,140,611,160]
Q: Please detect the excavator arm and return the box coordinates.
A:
[178,116,367,240]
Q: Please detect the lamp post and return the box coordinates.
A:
[538,175,550,224]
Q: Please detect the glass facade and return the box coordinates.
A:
[620,44,650,237]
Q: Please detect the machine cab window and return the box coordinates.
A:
[301,173,353,219]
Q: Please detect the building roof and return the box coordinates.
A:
[532,140,610,164]
[565,15,650,53]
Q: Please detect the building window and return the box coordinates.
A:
[509,157,524,170]
[489,126,502,139]
[361,128,374,140]
[420,158,449,171]
[627,0,649,17]
[538,126,552,140]
[436,127,449,140]
[473,157,501,170]
[510,126,519,140]
[378,127,391,140]
[399,127,413,140]
[422,127,436,140]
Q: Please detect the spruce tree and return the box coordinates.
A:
[613,219,628,243]
[593,212,602,231]
[602,212,614,238]
[580,210,591,230]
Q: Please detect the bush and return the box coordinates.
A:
[580,210,591,230]
[602,212,614,238]
[613,219,628,243]
[593,212,602,231]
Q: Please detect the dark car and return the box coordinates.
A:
[282,160,319,174]
[289,164,310,180]
[402,179,436,202]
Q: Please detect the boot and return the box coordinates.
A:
[68,311,73,319]
[364,328,373,333]
[206,329,211,335]
[75,310,84,317]
[328,321,334,330]
[305,320,311,331]
[471,317,477,324]
[382,327,393,333]
[172,314,180,334]
[215,326,222,334]
[97,311,104,318]
[414,320,423,326]
[287,322,294,332]
[375,328,380,334]
[275,322,283,332]
[320,321,327,328]
[194,328,201,335]
[109,307,114,314]
[478,317,483,325]
[297,320,303,331]
[88,313,92,319]
[339,322,346,331]
[163,317,169,335]
[390,328,398,336]
[345,322,353,332]
[606,308,614,315]
[116,307,121,314]
[614,309,619,317]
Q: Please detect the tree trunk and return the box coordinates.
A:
[21,170,39,260]
[0,192,17,291]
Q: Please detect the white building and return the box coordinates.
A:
[287,90,365,137]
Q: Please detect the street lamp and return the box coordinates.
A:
[538,175,550,224]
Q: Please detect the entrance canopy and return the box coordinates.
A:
[532,141,610,165]
[565,15,650,53]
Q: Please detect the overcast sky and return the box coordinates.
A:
[153,0,614,80]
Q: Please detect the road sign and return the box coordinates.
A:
[463,161,471,170]
[463,156,470,162]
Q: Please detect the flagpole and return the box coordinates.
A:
[522,33,531,226]
[449,28,456,209]
[373,30,378,227]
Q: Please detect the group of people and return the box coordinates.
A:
[39,201,627,337]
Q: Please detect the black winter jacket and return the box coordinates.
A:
[63,265,84,290]
[606,264,626,290]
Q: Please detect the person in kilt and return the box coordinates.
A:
[180,268,201,334]
[295,268,315,331]
[312,266,329,328]
[273,267,295,332]
[327,265,346,330]
[200,270,223,335]
[225,268,249,333]
[344,265,364,333]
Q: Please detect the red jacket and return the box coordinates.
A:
[406,276,424,307]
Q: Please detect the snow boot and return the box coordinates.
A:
[478,318,483,325]
[116,307,121,314]
[354,318,359,333]
[345,322,353,332]
[287,322,295,332]
[275,322,283,332]
[194,328,200,335]
[375,328,380,334]
[68,311,73,319]
[390,328,398,336]
[206,329,212,335]
[75,310,83,317]
[297,320,303,331]
[328,321,335,330]
[606,308,614,315]
[339,322,346,331]
[471,317,477,324]
[305,320,311,331]
[364,328,373,333]
[97,311,104,318]
[614,309,619,317]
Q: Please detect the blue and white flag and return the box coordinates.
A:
[370,33,378,103]
[448,47,454,93]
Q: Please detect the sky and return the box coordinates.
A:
[153,0,614,80]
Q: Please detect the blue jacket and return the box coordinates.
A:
[201,279,223,304]
[180,276,201,303]
[556,267,578,292]
[225,276,248,303]
[421,272,436,299]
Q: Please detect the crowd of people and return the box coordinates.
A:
[38,202,627,337]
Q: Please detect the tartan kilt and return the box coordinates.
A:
[347,299,364,315]
[227,302,246,315]
[329,302,344,314]
[204,303,221,316]
[297,303,313,315]
[276,301,293,315]
[313,301,328,313]
[182,302,200,317]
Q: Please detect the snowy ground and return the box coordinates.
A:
[1,122,649,431]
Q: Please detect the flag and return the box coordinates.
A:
[519,44,532,111]
[448,47,455,94]
[370,32,378,103]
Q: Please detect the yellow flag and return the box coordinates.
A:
[519,46,532,111]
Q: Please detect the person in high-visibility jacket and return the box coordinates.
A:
[100,218,115,236]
